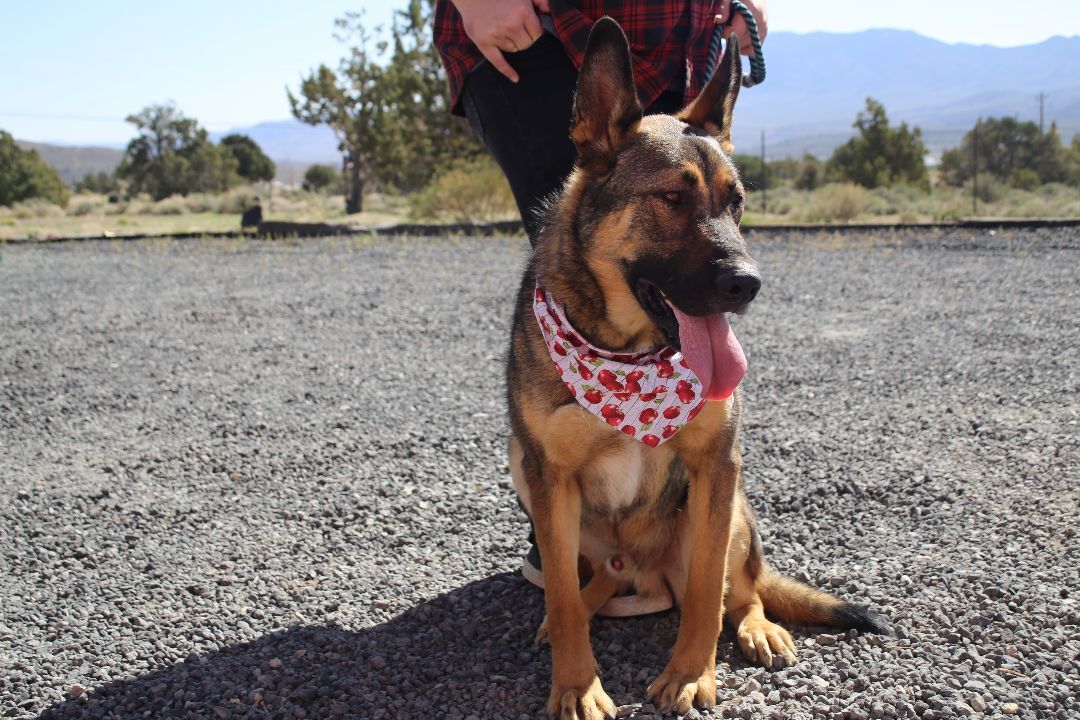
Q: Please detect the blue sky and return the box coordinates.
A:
[1,0,1077,146]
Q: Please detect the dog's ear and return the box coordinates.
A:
[571,17,643,174]
[677,36,742,154]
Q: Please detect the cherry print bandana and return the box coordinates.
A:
[533,283,721,447]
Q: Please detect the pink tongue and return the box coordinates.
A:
[671,306,746,401]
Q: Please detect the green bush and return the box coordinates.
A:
[0,130,70,208]
[407,156,516,223]
[826,99,929,190]
[74,171,120,194]
[967,173,1004,203]
[117,104,241,200]
[302,164,342,194]
[1008,168,1041,191]
[794,154,823,190]
[220,134,275,183]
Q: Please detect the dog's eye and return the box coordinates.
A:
[731,195,745,218]
[661,191,682,206]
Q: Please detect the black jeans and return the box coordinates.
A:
[461,33,684,245]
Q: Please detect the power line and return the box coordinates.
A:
[0,110,248,127]
[0,110,126,123]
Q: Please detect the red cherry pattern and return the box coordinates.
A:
[534,283,734,447]
[601,404,624,426]
[676,380,695,404]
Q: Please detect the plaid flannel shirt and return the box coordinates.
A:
[434,0,721,115]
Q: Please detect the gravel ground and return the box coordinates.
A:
[1,229,1077,720]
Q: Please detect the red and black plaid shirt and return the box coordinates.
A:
[435,0,720,115]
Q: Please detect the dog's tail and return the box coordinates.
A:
[755,569,892,635]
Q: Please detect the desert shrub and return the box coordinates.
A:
[1040,183,1080,215]
[69,196,106,216]
[931,197,967,221]
[216,187,258,214]
[177,193,216,214]
[747,186,796,216]
[408,156,516,223]
[967,173,1004,203]
[146,195,189,216]
[866,190,893,216]
[1001,193,1045,217]
[11,198,66,219]
[800,183,871,223]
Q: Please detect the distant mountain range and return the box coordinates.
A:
[730,30,1080,159]
[14,29,1080,184]
[15,141,124,186]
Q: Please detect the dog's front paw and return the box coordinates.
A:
[547,675,616,720]
[737,617,797,668]
[645,662,717,714]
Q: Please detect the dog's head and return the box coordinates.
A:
[561,17,759,400]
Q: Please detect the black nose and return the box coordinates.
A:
[717,269,761,304]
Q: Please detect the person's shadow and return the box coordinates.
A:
[34,572,691,720]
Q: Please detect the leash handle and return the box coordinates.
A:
[706,0,767,87]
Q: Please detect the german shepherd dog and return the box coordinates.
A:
[506,18,891,719]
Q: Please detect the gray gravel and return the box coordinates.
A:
[1,229,1077,720]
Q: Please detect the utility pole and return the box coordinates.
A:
[972,120,979,216]
[1036,92,1045,132]
[760,130,767,215]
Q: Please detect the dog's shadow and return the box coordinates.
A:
[32,572,724,719]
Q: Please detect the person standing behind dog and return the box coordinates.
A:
[433,0,768,243]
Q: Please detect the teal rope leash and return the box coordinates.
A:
[706,0,766,87]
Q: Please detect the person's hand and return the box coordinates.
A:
[452,0,544,82]
[716,0,768,57]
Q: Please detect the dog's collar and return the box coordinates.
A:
[533,283,707,447]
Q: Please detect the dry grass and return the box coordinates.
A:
[741,182,1080,226]
[3,176,1078,242]
[0,186,411,241]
